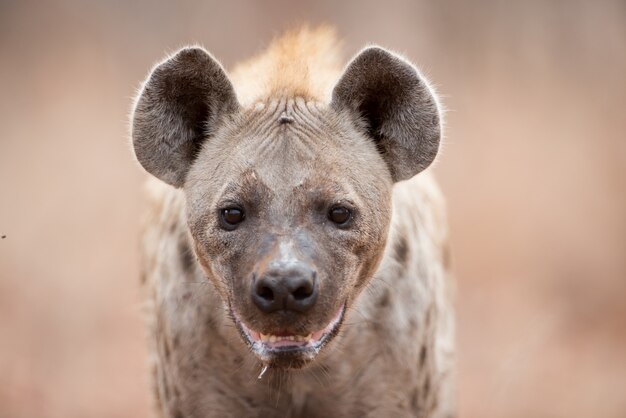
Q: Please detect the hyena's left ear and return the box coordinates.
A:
[331,47,441,182]
[132,47,239,187]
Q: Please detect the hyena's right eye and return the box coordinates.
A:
[219,207,245,230]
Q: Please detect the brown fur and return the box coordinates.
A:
[230,26,342,105]
[133,27,455,417]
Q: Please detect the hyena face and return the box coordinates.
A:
[184,99,393,368]
[132,46,440,368]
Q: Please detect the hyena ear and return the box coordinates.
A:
[331,47,441,182]
[132,47,239,187]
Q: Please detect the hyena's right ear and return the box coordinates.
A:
[132,47,239,187]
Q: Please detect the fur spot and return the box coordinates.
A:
[395,235,409,264]
[425,306,434,328]
[419,344,427,369]
[411,388,419,409]
[423,375,431,398]
[162,373,171,401]
[163,339,171,360]
[178,238,195,273]
[377,288,391,308]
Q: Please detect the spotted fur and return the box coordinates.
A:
[133,27,455,418]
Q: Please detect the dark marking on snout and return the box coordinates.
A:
[395,234,409,264]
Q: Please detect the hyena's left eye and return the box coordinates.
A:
[220,207,245,229]
[328,206,352,226]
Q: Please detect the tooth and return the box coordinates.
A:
[260,333,268,342]
[269,335,277,343]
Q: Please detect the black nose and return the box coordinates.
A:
[252,264,318,313]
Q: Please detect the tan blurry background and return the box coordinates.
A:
[0,0,624,417]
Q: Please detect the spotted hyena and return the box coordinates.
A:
[131,27,455,418]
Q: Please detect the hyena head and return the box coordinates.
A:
[132,42,440,369]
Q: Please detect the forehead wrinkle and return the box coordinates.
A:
[241,128,319,177]
[215,169,274,204]
[240,97,333,144]
[214,98,356,203]
[298,173,363,207]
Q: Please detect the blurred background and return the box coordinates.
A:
[0,0,624,417]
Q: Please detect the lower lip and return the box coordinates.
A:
[236,304,346,353]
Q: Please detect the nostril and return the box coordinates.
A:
[258,286,274,301]
[252,278,284,313]
[286,275,318,312]
[292,285,313,300]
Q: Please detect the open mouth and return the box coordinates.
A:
[232,304,346,364]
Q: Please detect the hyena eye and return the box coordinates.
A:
[328,206,352,226]
[220,207,245,229]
